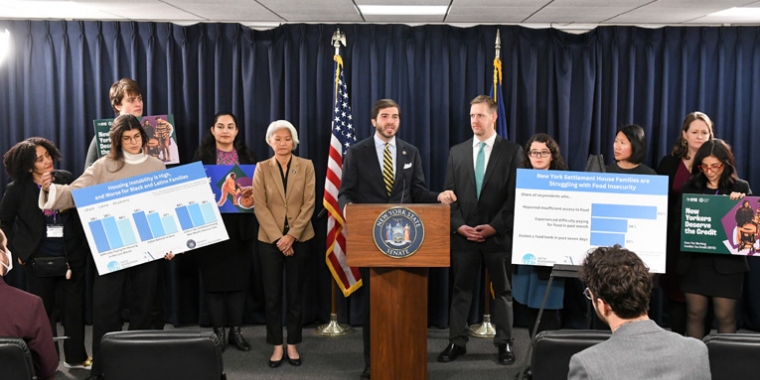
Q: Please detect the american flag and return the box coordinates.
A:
[323,53,361,296]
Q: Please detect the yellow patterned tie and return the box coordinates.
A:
[383,143,394,196]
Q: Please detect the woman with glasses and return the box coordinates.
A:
[656,112,714,335]
[0,137,91,369]
[38,114,173,380]
[679,139,750,339]
[512,134,567,379]
[605,124,656,174]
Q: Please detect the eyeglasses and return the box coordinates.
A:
[122,134,142,143]
[698,163,723,173]
[583,287,593,300]
[528,150,551,158]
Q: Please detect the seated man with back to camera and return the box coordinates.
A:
[568,245,711,380]
[0,229,58,380]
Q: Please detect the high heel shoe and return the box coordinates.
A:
[269,351,284,368]
[228,326,251,351]
[287,346,301,366]
[213,327,226,352]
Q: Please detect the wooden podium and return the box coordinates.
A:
[345,204,450,380]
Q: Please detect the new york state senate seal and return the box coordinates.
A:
[373,207,425,259]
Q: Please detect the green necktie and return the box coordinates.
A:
[475,142,485,199]
[383,143,394,197]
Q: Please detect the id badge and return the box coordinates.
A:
[47,224,64,238]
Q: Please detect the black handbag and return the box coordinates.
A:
[31,256,69,277]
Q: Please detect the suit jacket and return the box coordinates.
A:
[0,170,89,267]
[253,155,316,243]
[338,136,439,209]
[568,319,710,380]
[677,178,751,275]
[444,135,523,252]
[0,278,58,380]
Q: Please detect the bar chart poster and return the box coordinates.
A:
[681,194,760,255]
[512,169,668,273]
[71,162,229,275]
[203,165,256,213]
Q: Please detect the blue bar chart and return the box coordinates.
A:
[72,162,229,275]
[590,204,658,247]
[88,215,138,253]
[175,201,217,231]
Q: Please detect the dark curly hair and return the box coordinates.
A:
[3,137,61,181]
[581,245,652,319]
[195,112,256,163]
[522,133,568,170]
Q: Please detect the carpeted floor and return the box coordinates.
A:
[54,324,533,380]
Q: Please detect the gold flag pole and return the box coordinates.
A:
[316,27,351,337]
[469,30,501,339]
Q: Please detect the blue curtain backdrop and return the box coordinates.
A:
[1,21,760,330]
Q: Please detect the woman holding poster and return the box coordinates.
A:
[37,114,171,380]
[193,112,257,352]
[253,120,315,368]
[657,111,714,335]
[0,137,91,369]
[679,139,751,339]
[513,133,567,378]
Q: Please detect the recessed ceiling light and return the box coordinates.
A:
[358,5,448,16]
[708,7,760,18]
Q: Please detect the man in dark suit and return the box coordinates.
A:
[0,229,59,380]
[338,98,455,379]
[438,95,522,365]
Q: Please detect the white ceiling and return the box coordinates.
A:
[1,0,760,30]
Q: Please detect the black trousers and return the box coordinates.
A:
[449,249,513,347]
[258,240,308,346]
[90,260,160,375]
[205,290,245,328]
[23,263,88,363]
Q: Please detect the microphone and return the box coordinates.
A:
[399,177,406,204]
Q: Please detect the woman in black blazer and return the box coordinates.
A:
[0,137,91,368]
[657,111,714,335]
[192,112,257,352]
[679,139,751,339]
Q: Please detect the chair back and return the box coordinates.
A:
[101,330,225,380]
[704,333,760,380]
[0,337,37,380]
[531,329,611,380]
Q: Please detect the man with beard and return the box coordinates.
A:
[339,98,455,379]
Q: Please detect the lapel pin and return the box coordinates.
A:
[402,150,407,155]
[292,169,297,174]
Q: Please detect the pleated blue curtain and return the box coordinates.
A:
[1,21,760,329]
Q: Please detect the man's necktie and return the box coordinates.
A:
[383,143,394,197]
[475,142,485,199]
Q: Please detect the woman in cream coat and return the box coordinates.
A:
[253,120,315,368]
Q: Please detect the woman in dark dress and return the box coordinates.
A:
[192,112,257,351]
[657,111,714,335]
[0,137,91,368]
[679,139,750,339]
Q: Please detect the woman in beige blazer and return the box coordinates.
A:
[253,120,315,368]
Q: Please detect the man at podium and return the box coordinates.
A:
[438,95,523,365]
[339,98,455,379]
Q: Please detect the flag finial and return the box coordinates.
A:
[332,29,346,55]
[495,29,501,58]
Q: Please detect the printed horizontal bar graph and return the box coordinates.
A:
[591,204,657,219]
[590,232,626,247]
[590,218,628,233]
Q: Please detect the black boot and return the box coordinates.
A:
[213,327,226,352]
[229,326,251,351]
